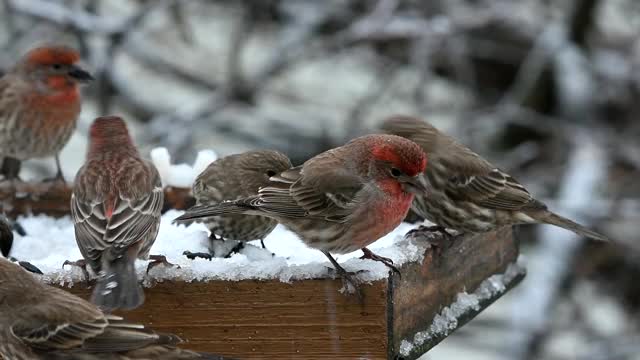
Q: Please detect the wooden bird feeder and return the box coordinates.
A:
[2,182,524,359]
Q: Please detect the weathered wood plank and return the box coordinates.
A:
[0,182,193,218]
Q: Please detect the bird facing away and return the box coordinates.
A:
[70,116,167,311]
[183,150,293,259]
[0,45,93,181]
[0,257,230,360]
[380,115,608,241]
[175,134,428,293]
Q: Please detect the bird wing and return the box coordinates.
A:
[71,165,164,261]
[255,150,365,222]
[444,165,541,210]
[10,288,109,350]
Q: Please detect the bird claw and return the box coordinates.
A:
[183,251,213,261]
[62,259,90,281]
[324,266,366,301]
[146,255,180,274]
[405,225,454,256]
[360,248,401,278]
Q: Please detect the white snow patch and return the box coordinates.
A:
[10,210,427,287]
[150,147,217,188]
[399,257,526,357]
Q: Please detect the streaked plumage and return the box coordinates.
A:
[188,150,292,256]
[380,115,608,241]
[0,45,93,180]
[71,116,164,311]
[0,257,229,360]
[175,134,428,291]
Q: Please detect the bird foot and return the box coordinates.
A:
[405,225,455,256]
[62,259,90,281]
[146,255,180,274]
[10,257,43,274]
[183,251,213,261]
[360,247,401,278]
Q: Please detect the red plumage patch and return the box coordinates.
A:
[26,46,80,66]
[371,141,427,177]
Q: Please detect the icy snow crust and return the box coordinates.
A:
[399,257,527,357]
[11,213,424,287]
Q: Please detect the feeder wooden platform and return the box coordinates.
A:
[3,183,524,359]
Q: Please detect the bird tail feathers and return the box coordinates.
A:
[534,211,608,242]
[92,255,144,311]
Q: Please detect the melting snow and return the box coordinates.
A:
[399,257,527,357]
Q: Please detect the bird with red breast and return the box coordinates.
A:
[175,134,428,296]
[0,45,93,181]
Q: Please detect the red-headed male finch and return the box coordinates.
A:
[69,116,170,312]
[175,134,428,295]
[182,150,292,260]
[0,257,230,360]
[0,45,93,181]
[380,115,608,242]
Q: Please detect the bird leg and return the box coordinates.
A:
[260,239,266,249]
[43,154,66,184]
[62,259,91,282]
[146,254,180,274]
[224,242,245,258]
[321,250,364,301]
[360,247,401,277]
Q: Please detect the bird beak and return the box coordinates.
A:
[400,174,428,194]
[68,65,94,83]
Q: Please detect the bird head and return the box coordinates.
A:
[88,116,137,156]
[367,134,428,194]
[17,45,93,93]
[235,150,293,187]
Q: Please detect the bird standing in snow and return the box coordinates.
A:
[0,256,229,360]
[175,134,428,296]
[380,115,608,242]
[182,150,292,259]
[0,45,93,181]
[69,116,170,311]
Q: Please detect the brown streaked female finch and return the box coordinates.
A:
[380,115,608,242]
[69,116,171,312]
[183,150,292,260]
[175,134,428,296]
[0,257,230,360]
[0,45,93,181]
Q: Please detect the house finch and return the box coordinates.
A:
[69,116,170,312]
[175,134,428,295]
[183,150,292,259]
[380,115,608,241]
[0,45,93,181]
[0,257,228,360]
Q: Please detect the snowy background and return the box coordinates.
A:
[2,0,640,359]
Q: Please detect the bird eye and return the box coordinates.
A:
[266,170,277,177]
[391,168,402,177]
[52,64,62,70]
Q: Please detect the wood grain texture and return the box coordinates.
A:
[390,227,519,359]
[0,182,194,218]
[66,278,389,360]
